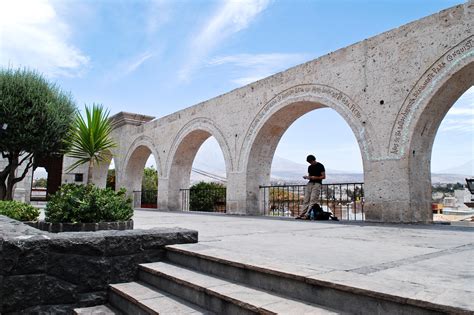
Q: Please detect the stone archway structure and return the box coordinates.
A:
[238,84,376,215]
[161,117,233,210]
[76,3,472,223]
[120,137,160,192]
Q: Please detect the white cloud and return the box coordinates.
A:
[447,107,474,116]
[439,86,474,133]
[208,53,310,86]
[178,0,271,82]
[208,53,304,67]
[0,0,89,77]
[232,76,268,85]
[103,51,155,83]
[440,118,474,133]
[146,0,172,35]
[123,51,154,75]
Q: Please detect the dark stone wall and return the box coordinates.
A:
[24,219,134,232]
[0,215,198,314]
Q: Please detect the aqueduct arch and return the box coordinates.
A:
[54,2,472,223]
[163,118,232,210]
[120,136,161,203]
[406,52,473,222]
[240,85,373,214]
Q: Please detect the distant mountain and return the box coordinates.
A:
[270,156,363,183]
[192,155,364,184]
[431,160,472,184]
[431,173,470,184]
[437,160,473,176]
[192,154,470,185]
[24,152,474,185]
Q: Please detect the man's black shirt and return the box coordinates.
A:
[308,162,325,184]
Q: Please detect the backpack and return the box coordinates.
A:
[309,204,339,221]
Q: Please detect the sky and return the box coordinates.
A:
[1,0,472,176]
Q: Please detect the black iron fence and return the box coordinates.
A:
[180,187,226,213]
[260,183,364,221]
[132,190,158,208]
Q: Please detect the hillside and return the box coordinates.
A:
[192,155,471,185]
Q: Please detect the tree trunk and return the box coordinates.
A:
[1,152,33,200]
[0,164,10,200]
[87,161,93,185]
[5,152,19,200]
[0,181,6,200]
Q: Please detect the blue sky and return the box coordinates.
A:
[1,0,472,174]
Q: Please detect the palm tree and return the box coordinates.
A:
[67,104,116,184]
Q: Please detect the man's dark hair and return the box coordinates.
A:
[306,155,316,162]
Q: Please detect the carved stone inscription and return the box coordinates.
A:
[390,36,473,155]
[246,84,363,139]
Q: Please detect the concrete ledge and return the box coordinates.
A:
[24,219,134,233]
[0,215,198,314]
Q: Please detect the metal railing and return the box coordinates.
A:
[132,190,158,208]
[260,183,364,221]
[180,187,226,213]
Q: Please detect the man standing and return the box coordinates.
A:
[297,154,325,219]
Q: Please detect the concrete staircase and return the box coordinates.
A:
[75,245,459,314]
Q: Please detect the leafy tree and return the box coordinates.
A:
[0,68,75,200]
[142,166,158,191]
[432,182,465,194]
[189,181,226,212]
[33,178,47,188]
[66,104,116,184]
[140,166,158,205]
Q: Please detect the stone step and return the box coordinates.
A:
[74,304,121,314]
[139,262,341,314]
[109,281,214,315]
[164,244,460,314]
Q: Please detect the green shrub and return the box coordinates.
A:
[0,200,40,221]
[45,184,133,223]
[189,182,226,212]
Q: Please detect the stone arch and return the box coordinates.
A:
[240,84,374,214]
[389,36,474,158]
[165,117,233,210]
[402,37,473,222]
[121,136,161,199]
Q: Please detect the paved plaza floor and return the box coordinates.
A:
[133,209,473,312]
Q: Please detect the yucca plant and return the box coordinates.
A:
[67,104,116,184]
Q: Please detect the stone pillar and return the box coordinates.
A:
[157,177,170,210]
[226,172,249,215]
[167,167,191,211]
[13,167,32,203]
[226,171,264,215]
[115,168,138,207]
[364,159,432,223]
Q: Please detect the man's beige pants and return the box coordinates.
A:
[300,182,322,216]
